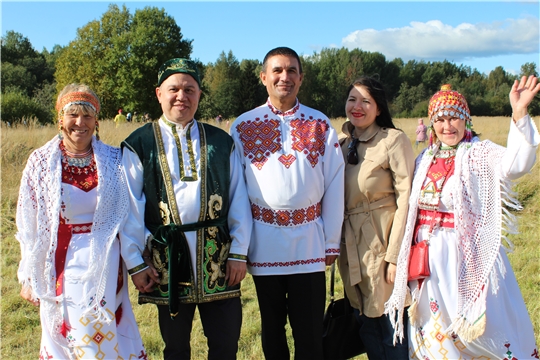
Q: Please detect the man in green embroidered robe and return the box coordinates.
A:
[120,58,252,360]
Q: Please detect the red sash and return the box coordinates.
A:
[55,217,92,296]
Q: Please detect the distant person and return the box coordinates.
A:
[114,109,127,128]
[415,118,427,148]
[133,111,139,123]
[215,114,223,124]
[120,58,252,360]
[143,112,151,122]
[16,83,146,359]
[386,77,540,358]
[230,46,345,359]
[127,112,133,122]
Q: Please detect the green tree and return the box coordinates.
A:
[393,82,427,117]
[55,4,192,118]
[1,89,51,124]
[200,51,241,119]
[520,62,538,77]
[1,31,58,123]
[1,31,52,96]
[238,59,266,115]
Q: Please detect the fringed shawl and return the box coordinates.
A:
[384,138,521,344]
[15,136,129,348]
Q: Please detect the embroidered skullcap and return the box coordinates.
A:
[157,58,201,88]
[428,84,470,124]
[56,91,101,115]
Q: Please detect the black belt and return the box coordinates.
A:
[150,217,227,319]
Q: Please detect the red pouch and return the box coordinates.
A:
[408,240,430,281]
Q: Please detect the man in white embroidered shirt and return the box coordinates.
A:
[230,47,345,359]
[120,58,252,360]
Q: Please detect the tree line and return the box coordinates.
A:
[2,4,539,125]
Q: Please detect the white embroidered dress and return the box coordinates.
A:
[230,100,345,275]
[385,116,539,359]
[16,137,146,359]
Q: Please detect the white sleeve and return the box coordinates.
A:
[321,126,345,253]
[501,114,540,180]
[227,146,252,261]
[120,148,151,270]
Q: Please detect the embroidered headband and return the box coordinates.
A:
[56,91,101,115]
[428,84,470,124]
[157,58,201,87]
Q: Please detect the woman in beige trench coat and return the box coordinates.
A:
[338,76,414,360]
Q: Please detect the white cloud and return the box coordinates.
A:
[342,17,539,63]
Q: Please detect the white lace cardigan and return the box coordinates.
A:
[16,136,129,345]
[385,116,539,344]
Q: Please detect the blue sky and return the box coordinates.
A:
[2,1,539,75]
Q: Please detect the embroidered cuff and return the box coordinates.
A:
[228,253,248,262]
[128,263,149,275]
[326,248,340,255]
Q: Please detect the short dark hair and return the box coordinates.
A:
[262,47,303,74]
[347,76,396,129]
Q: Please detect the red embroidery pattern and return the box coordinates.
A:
[39,346,54,360]
[429,297,439,314]
[278,154,296,168]
[236,118,282,170]
[267,99,300,116]
[504,343,518,360]
[248,257,325,268]
[251,202,322,227]
[290,118,329,168]
[326,248,340,254]
[61,161,98,192]
[531,348,539,359]
[417,210,455,229]
[59,143,98,192]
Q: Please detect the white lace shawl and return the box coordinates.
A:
[384,138,522,344]
[15,136,129,347]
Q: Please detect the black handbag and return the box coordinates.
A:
[322,263,366,360]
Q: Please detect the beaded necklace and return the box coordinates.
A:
[60,142,96,175]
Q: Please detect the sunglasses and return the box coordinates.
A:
[347,137,360,165]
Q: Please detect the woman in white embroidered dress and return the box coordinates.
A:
[16,84,146,359]
[385,76,540,359]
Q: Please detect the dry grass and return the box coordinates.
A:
[1,116,538,359]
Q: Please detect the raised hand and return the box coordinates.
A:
[510,75,540,121]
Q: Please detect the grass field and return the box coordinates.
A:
[1,116,538,359]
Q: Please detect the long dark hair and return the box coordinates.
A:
[346,76,395,129]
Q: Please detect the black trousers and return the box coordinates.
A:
[253,272,326,360]
[157,297,242,360]
[355,308,409,360]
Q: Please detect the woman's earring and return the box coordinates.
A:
[95,121,100,141]
[58,120,64,140]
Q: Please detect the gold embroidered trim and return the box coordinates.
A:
[228,254,248,261]
[161,116,197,181]
[128,263,148,275]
